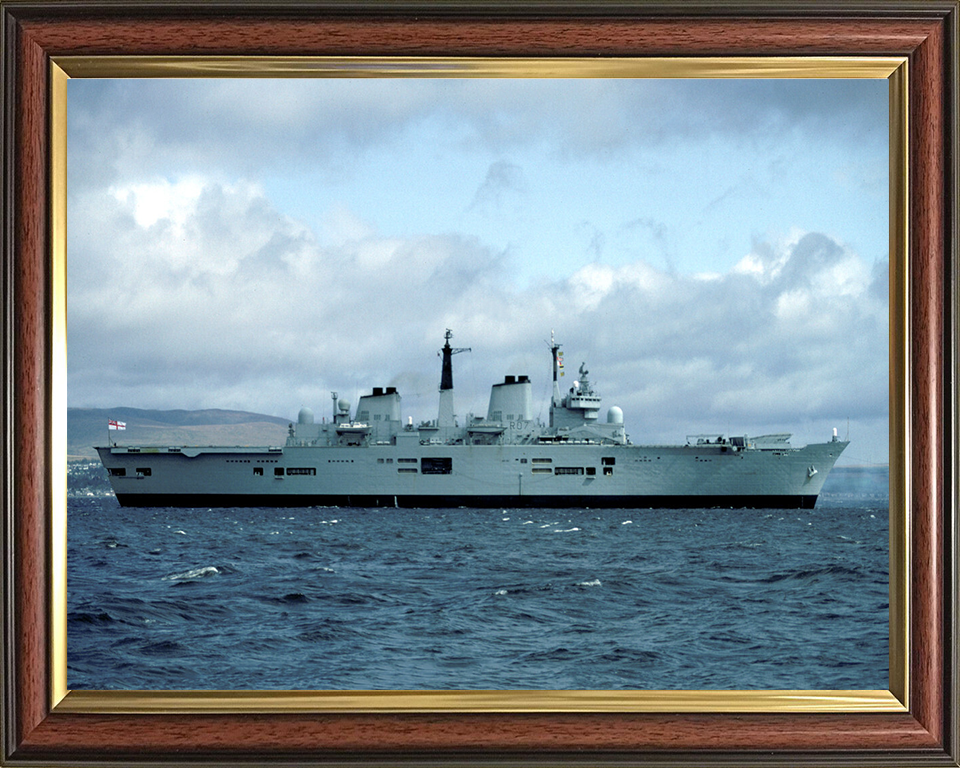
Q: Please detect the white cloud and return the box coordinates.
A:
[775,289,810,321]
[68,78,888,194]
[68,177,888,462]
[733,252,768,278]
[568,260,669,312]
[319,204,378,245]
[109,177,206,228]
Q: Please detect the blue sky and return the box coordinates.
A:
[67,77,890,463]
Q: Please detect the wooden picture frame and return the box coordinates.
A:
[2,2,957,765]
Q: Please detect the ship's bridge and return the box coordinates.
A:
[562,363,601,415]
[564,392,601,412]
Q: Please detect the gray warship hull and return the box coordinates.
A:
[96,331,849,509]
[96,439,846,509]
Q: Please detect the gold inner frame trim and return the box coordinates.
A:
[49,55,909,715]
[56,55,902,79]
[55,688,904,714]
[886,61,910,710]
[50,62,69,707]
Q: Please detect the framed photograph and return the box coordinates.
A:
[2,2,957,766]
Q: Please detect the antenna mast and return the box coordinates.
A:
[439,328,471,391]
[437,329,470,428]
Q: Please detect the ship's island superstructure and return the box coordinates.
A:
[97,331,848,508]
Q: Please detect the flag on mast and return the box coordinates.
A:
[108,420,126,431]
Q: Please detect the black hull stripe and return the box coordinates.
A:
[114,493,819,510]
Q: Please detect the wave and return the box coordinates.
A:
[139,639,186,656]
[597,646,659,664]
[67,499,890,691]
[519,646,580,663]
[162,566,220,581]
[758,564,864,584]
[68,611,114,624]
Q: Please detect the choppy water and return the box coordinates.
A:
[67,478,889,690]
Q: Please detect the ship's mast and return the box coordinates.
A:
[438,329,470,427]
[549,330,563,426]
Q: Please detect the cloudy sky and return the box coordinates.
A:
[67,77,889,464]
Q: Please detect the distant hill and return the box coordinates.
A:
[68,407,291,460]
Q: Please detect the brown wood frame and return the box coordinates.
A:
[2,2,957,765]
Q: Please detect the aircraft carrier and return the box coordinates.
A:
[96,331,848,508]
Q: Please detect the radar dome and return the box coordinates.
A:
[297,407,315,425]
[338,398,350,413]
[606,406,624,424]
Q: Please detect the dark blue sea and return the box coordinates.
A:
[66,467,889,690]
